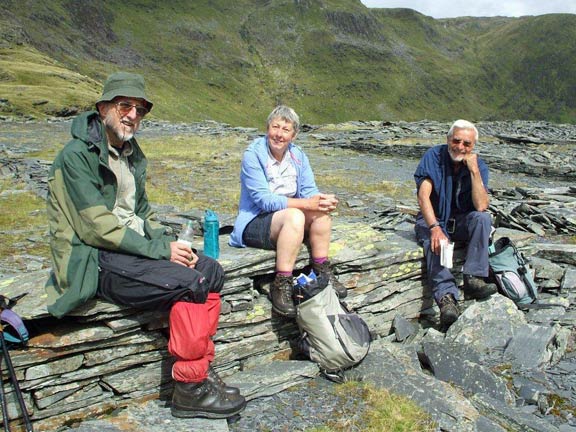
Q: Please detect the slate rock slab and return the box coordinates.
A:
[65,400,229,432]
[504,324,570,371]
[447,295,527,361]
[343,339,483,431]
[471,393,560,432]
[392,313,418,342]
[422,341,515,404]
[227,360,319,400]
[562,269,576,291]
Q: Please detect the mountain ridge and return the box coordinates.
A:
[0,0,574,126]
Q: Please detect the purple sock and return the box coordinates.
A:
[312,257,328,265]
[276,271,292,277]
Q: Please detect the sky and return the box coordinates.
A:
[360,0,576,19]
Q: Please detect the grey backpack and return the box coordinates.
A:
[488,236,538,306]
[294,277,371,375]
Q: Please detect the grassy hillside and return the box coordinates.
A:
[475,14,576,123]
[0,0,574,125]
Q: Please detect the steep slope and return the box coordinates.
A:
[0,0,574,125]
[476,14,576,122]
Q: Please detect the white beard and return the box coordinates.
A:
[103,111,135,143]
[448,148,464,162]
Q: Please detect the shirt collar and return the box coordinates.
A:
[108,141,133,158]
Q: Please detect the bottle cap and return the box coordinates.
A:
[205,209,218,221]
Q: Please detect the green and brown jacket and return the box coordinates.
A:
[46,111,172,318]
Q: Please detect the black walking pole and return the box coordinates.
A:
[0,349,10,432]
[0,328,32,432]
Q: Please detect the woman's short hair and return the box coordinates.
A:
[266,105,300,134]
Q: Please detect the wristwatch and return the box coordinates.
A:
[429,222,441,230]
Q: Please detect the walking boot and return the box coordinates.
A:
[463,274,497,300]
[438,294,460,331]
[207,366,241,397]
[269,274,297,317]
[171,379,246,419]
[313,261,347,298]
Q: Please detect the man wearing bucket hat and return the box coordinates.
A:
[46,72,246,419]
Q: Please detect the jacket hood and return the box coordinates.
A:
[71,111,103,145]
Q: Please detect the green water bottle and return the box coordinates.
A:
[203,209,220,259]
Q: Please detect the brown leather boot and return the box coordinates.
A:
[463,274,497,300]
[312,261,347,298]
[439,294,460,331]
[207,366,240,396]
[171,379,246,419]
[269,274,297,317]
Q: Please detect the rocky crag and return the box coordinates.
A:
[0,119,576,431]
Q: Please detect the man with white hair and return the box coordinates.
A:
[414,119,497,330]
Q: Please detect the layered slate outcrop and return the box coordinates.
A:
[2,187,576,431]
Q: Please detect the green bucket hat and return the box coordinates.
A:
[96,71,153,111]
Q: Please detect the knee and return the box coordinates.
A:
[283,208,306,229]
[315,212,332,224]
[204,259,224,293]
[309,212,332,233]
[195,255,224,293]
[210,263,225,293]
[470,211,491,227]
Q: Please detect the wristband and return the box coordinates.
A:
[429,222,441,230]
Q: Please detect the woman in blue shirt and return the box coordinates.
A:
[230,106,345,317]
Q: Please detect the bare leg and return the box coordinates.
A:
[305,211,332,260]
[270,208,306,272]
[269,209,337,315]
[305,211,347,298]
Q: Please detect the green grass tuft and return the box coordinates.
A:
[307,381,437,432]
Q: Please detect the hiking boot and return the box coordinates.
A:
[269,275,297,317]
[439,294,460,330]
[312,261,347,299]
[207,366,240,397]
[463,274,497,300]
[171,379,246,419]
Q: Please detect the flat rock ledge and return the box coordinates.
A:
[2,213,576,431]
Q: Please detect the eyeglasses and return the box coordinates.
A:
[451,138,473,146]
[115,101,149,118]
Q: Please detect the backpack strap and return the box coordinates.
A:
[517,302,567,311]
[0,294,30,345]
[1,309,29,345]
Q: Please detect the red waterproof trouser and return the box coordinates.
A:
[97,251,225,383]
[168,292,221,383]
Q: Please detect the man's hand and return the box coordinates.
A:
[429,226,448,255]
[463,153,489,211]
[170,242,199,268]
[462,153,480,175]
